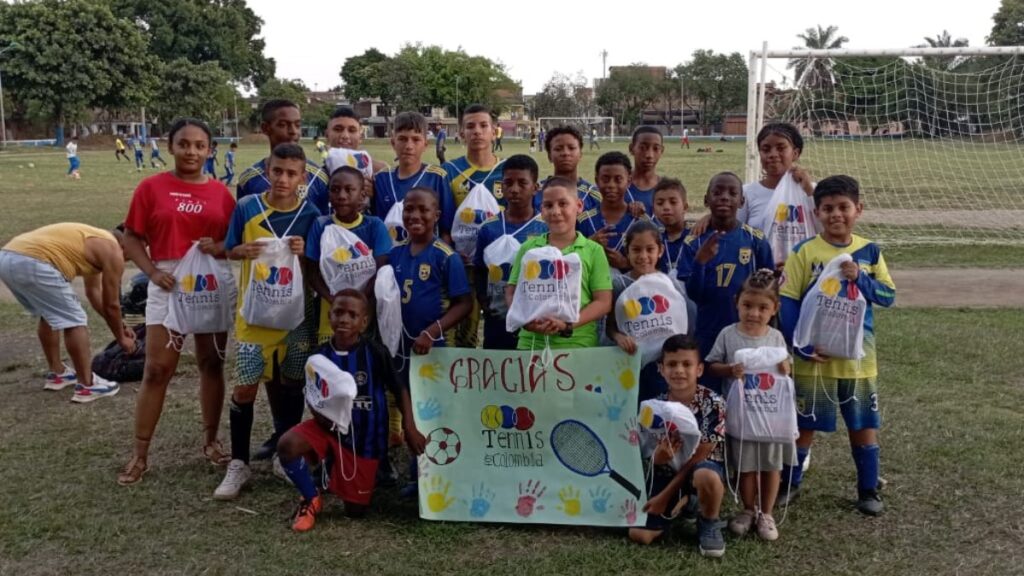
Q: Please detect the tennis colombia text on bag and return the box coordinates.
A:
[506,246,582,332]
[614,273,688,366]
[451,182,500,260]
[725,347,798,444]
[318,224,376,293]
[240,196,307,331]
[793,253,867,360]
[164,242,233,335]
[759,172,819,267]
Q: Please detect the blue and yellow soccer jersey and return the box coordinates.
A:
[225,193,321,344]
[388,238,470,347]
[576,207,647,254]
[372,164,455,234]
[659,228,691,282]
[444,156,505,215]
[780,234,896,379]
[534,177,602,213]
[473,212,548,310]
[627,183,656,215]
[317,339,403,459]
[224,150,235,172]
[683,224,774,363]
[236,158,330,215]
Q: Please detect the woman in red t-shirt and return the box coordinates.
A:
[118,119,237,485]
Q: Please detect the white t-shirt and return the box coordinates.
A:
[683,128,689,138]
[65,142,77,158]
[738,181,774,229]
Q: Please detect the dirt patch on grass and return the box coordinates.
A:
[892,268,1024,308]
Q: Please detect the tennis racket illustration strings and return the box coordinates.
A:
[550,419,642,499]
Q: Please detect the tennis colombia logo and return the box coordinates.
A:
[176,273,221,307]
[621,294,675,337]
[742,373,783,414]
[252,263,296,301]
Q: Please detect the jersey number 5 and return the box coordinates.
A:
[715,263,736,287]
[401,279,414,304]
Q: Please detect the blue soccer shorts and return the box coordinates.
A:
[795,375,881,433]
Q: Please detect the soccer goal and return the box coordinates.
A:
[537,117,616,143]
[747,45,1024,245]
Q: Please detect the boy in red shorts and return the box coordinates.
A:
[277,289,426,531]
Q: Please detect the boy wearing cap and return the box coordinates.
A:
[277,289,426,532]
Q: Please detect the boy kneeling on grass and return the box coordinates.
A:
[278,290,426,532]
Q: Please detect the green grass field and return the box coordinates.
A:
[1,138,1022,263]
[0,304,1021,575]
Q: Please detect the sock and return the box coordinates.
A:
[281,457,318,501]
[277,383,306,437]
[229,400,254,463]
[264,380,283,443]
[852,444,880,492]
[782,447,810,488]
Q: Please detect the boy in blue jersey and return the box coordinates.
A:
[444,103,504,348]
[779,175,895,516]
[372,112,454,244]
[627,126,665,216]
[326,106,388,203]
[386,186,472,496]
[214,143,323,500]
[278,289,426,531]
[205,141,219,176]
[536,125,601,214]
[237,99,329,215]
[131,136,145,172]
[435,126,447,164]
[578,152,646,272]
[149,137,167,168]
[221,142,237,184]
[474,154,547,350]
[653,178,691,282]
[682,172,773,393]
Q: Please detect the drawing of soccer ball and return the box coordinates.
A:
[425,427,461,466]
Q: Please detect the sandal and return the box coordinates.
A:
[117,455,148,486]
[203,441,231,466]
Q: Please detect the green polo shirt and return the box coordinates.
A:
[509,232,612,349]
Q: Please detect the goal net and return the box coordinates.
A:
[537,117,616,143]
[751,48,1024,245]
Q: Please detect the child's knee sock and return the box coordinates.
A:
[229,399,254,463]
[278,383,306,436]
[782,446,810,488]
[281,457,318,501]
[851,444,880,492]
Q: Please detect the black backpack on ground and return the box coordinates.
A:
[92,324,147,383]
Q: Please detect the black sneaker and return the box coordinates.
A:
[776,483,802,508]
[697,516,726,558]
[856,489,884,516]
[253,434,279,461]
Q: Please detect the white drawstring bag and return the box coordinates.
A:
[759,172,819,267]
[506,246,582,332]
[384,201,406,243]
[164,242,233,335]
[304,353,357,434]
[374,265,402,357]
[793,253,866,359]
[318,224,377,293]
[725,347,798,443]
[638,399,701,471]
[451,182,500,260]
[482,234,521,316]
[614,273,689,366]
[325,147,374,180]
[240,238,305,331]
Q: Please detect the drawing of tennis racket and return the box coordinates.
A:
[550,419,641,499]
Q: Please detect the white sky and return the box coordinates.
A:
[250,0,1003,94]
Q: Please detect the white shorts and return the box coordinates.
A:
[0,250,87,330]
[146,259,236,328]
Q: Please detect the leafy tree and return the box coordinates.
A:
[595,64,662,128]
[677,51,748,132]
[532,72,594,119]
[788,25,849,89]
[149,59,235,130]
[339,48,390,104]
[989,0,1024,46]
[917,30,969,71]
[250,77,309,127]
[108,0,274,87]
[0,0,158,142]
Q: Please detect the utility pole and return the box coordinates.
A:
[600,49,608,80]
[0,42,18,149]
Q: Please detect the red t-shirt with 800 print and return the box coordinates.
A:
[125,172,236,261]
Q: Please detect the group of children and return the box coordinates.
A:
[97,98,896,557]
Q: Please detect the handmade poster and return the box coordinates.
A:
[410,347,646,527]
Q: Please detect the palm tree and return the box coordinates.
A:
[787,25,850,89]
[918,30,969,71]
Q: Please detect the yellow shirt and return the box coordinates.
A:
[3,223,115,280]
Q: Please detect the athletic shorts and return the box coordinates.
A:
[281,295,319,381]
[795,375,880,433]
[643,460,726,531]
[145,259,236,328]
[0,250,87,330]
[234,341,287,387]
[291,419,379,505]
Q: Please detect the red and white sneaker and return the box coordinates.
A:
[70,375,120,403]
[44,367,78,391]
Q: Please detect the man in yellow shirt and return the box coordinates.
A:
[0,223,135,402]
[493,124,504,152]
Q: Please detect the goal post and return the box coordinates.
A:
[537,117,616,142]
[747,45,1024,245]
